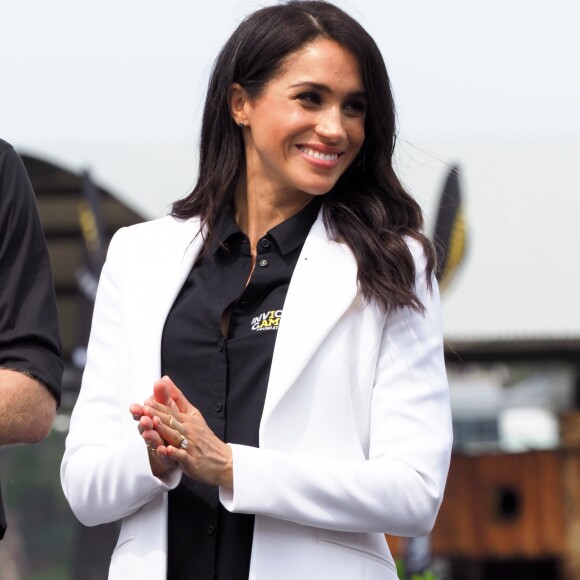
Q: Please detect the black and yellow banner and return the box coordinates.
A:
[433,165,467,291]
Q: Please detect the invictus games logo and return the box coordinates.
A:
[251,310,282,331]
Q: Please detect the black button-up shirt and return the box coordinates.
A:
[0,140,63,401]
[161,198,321,580]
[0,140,63,540]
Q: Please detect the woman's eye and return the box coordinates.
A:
[297,93,322,105]
[344,100,367,115]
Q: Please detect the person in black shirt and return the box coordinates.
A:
[62,3,451,579]
[0,139,63,539]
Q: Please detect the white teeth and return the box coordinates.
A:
[299,146,339,161]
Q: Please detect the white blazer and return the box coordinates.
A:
[61,212,452,580]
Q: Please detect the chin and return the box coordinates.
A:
[301,180,338,197]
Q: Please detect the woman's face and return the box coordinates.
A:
[238,38,367,203]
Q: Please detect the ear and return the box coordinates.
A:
[228,82,251,127]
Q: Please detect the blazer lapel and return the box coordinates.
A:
[128,217,204,394]
[261,215,359,427]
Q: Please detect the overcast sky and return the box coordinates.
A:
[2,0,578,144]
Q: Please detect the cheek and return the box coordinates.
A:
[348,119,366,152]
[257,117,298,152]
[351,131,365,159]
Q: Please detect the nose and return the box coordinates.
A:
[315,107,346,143]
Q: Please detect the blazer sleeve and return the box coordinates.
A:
[220,242,452,537]
[60,228,181,527]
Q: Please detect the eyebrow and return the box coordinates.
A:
[288,81,367,99]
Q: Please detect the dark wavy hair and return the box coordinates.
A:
[172,0,435,312]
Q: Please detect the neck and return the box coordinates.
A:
[234,176,315,254]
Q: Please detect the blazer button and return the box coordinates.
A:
[217,341,224,352]
[215,401,223,412]
[207,524,215,535]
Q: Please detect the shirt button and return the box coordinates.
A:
[207,525,215,535]
[259,259,268,267]
[217,341,224,352]
[215,401,223,412]
[261,238,270,248]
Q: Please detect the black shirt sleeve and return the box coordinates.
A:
[0,139,63,404]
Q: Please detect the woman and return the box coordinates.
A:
[61,2,452,579]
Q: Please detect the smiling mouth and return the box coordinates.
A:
[298,146,341,161]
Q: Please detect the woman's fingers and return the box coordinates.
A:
[144,404,195,455]
[132,374,190,425]
[130,377,230,483]
[156,376,190,414]
[129,402,145,421]
[133,400,172,452]
[135,416,178,478]
[145,403,232,488]
[139,416,169,450]
[151,380,176,410]
[142,436,177,478]
[129,388,186,479]
[142,429,166,450]
[143,398,173,418]
[144,398,200,425]
[138,415,155,434]
[149,410,187,449]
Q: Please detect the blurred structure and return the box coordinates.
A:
[430,349,580,579]
[20,154,144,404]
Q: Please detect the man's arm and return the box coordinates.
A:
[0,369,57,445]
[0,140,63,445]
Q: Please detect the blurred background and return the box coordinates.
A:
[1,1,579,578]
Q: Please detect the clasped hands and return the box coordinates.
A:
[129,376,233,490]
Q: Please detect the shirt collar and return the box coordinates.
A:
[211,196,322,256]
[268,196,322,255]
[211,204,243,255]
